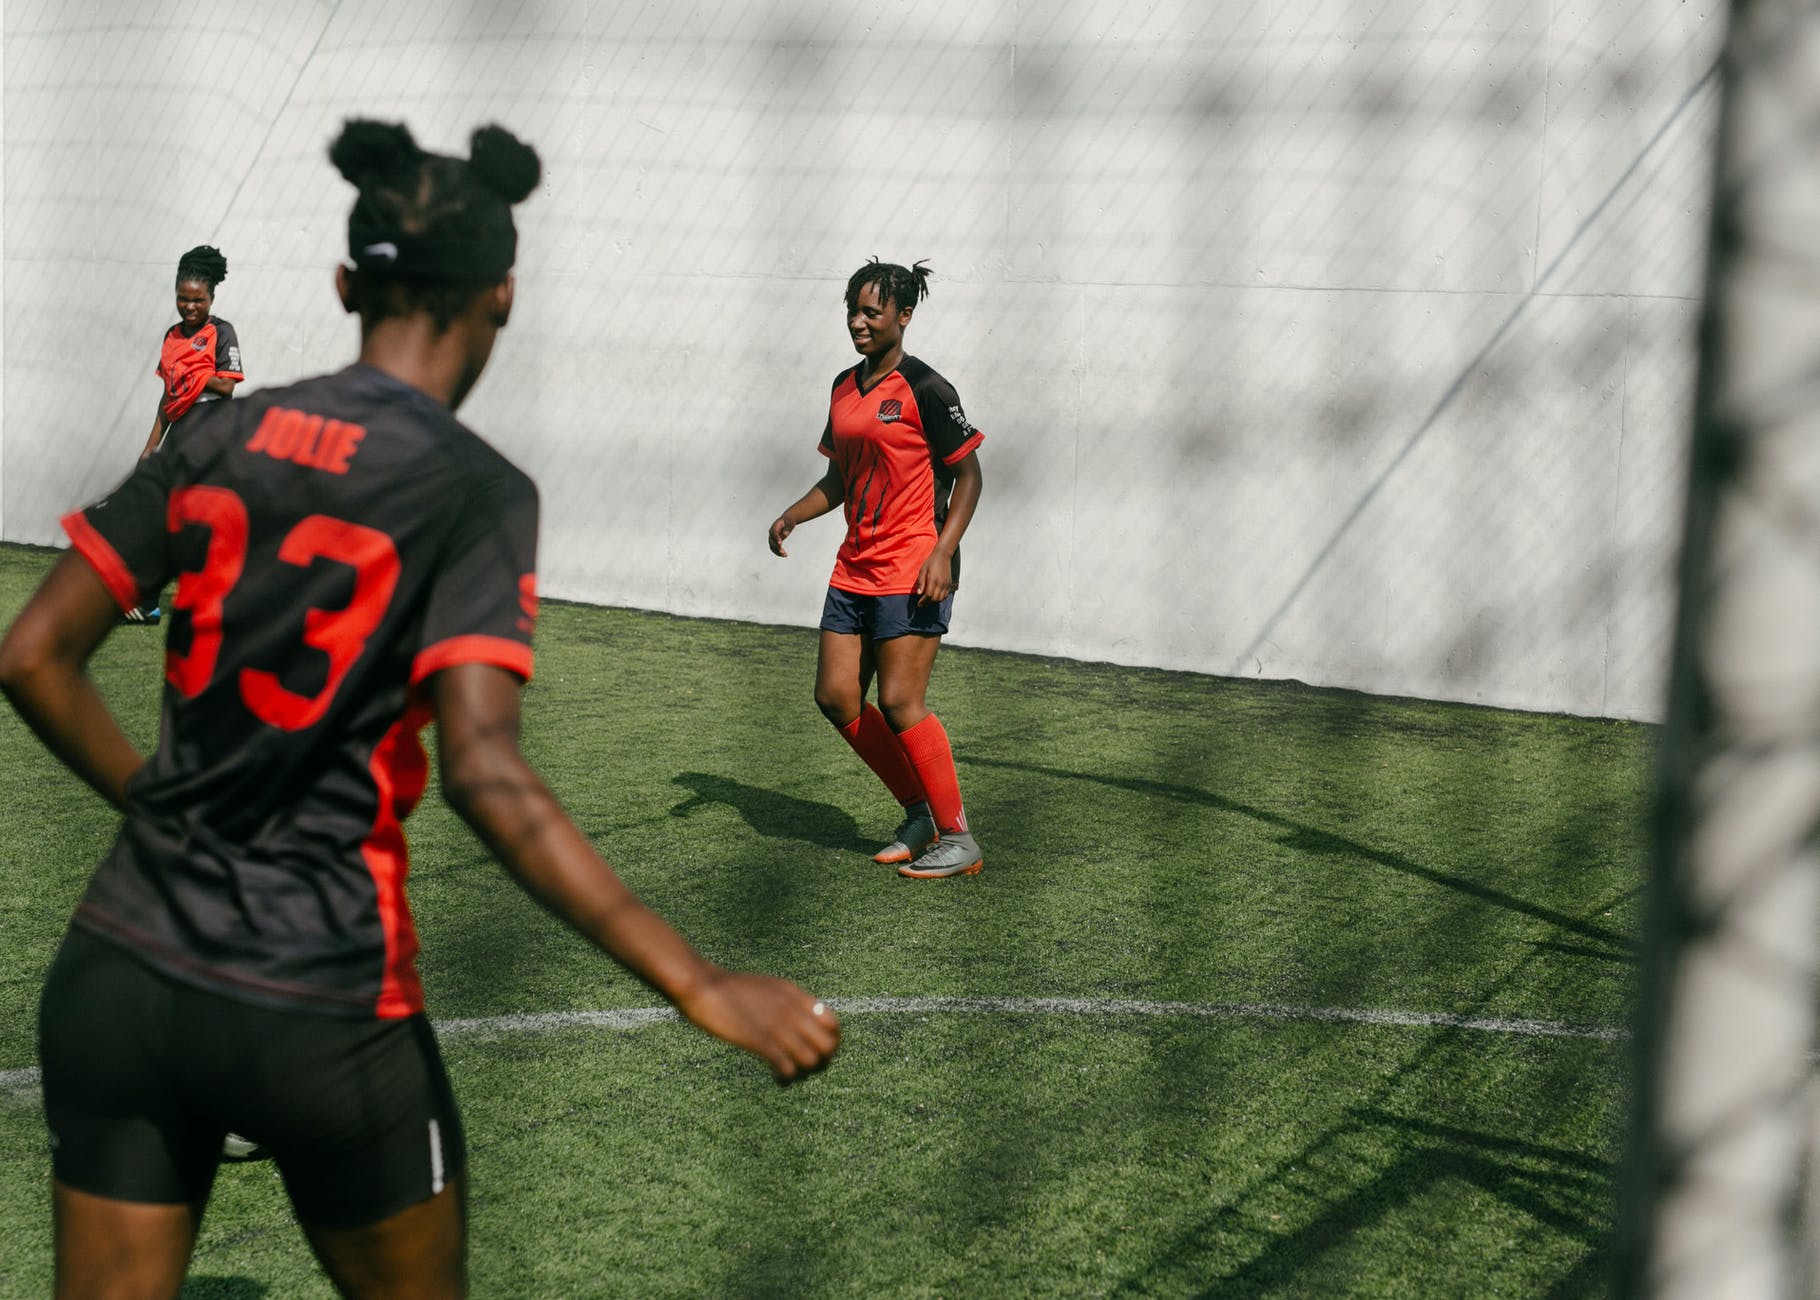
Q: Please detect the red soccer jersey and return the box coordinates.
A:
[818,355,983,595]
[156,316,245,422]
[62,363,537,1019]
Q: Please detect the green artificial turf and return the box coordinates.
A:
[0,541,1649,1296]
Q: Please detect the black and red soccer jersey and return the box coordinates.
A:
[817,355,983,595]
[156,317,244,422]
[61,363,538,1019]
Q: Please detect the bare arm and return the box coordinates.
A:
[0,553,146,810]
[142,373,236,460]
[431,662,840,1081]
[141,396,169,461]
[768,461,844,558]
[915,451,983,604]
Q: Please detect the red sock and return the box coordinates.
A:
[836,705,926,807]
[896,713,967,833]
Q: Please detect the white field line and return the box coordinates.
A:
[0,996,1625,1100]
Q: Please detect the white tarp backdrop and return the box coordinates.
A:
[1,1,1719,720]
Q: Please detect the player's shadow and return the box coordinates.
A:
[668,772,874,854]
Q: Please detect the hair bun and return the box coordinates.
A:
[178,244,229,285]
[468,125,541,204]
[330,119,420,187]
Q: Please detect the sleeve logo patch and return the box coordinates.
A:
[876,399,903,424]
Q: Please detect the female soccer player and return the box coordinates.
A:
[0,119,838,1299]
[127,245,245,624]
[767,259,986,879]
[141,244,244,461]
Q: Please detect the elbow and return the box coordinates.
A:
[439,756,496,824]
[438,736,531,828]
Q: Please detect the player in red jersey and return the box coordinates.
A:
[0,120,838,1299]
[141,245,245,461]
[125,245,246,625]
[768,260,986,878]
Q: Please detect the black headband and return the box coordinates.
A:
[347,210,516,281]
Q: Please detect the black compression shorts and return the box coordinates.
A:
[38,925,465,1227]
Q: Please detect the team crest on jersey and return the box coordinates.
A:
[876,399,903,424]
[191,335,209,351]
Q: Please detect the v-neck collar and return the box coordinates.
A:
[853,358,903,396]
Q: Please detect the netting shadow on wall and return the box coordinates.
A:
[1,1,1717,719]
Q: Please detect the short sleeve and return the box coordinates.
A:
[818,367,847,457]
[61,454,179,611]
[410,466,540,685]
[213,320,245,380]
[907,366,984,466]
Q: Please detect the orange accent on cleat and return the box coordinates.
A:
[874,807,937,865]
[897,857,983,879]
[897,833,983,879]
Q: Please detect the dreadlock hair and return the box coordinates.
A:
[175,245,228,292]
[330,119,541,331]
[844,258,932,315]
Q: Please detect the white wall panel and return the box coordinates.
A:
[2,0,1715,719]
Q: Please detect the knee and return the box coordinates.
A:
[815,684,860,727]
[876,690,928,734]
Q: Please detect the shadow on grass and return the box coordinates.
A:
[1121,1109,1612,1297]
[668,772,874,854]
[180,1279,269,1298]
[961,754,1632,959]
[899,737,1626,1294]
[1094,897,1623,1300]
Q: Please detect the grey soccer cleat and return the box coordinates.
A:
[873,803,938,865]
[221,1131,271,1162]
[898,831,983,879]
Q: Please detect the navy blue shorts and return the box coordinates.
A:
[819,586,953,639]
[38,926,464,1227]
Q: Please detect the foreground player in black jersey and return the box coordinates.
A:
[0,119,838,1298]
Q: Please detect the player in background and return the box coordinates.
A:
[142,244,244,461]
[0,119,838,1299]
[767,260,986,879]
[126,244,245,624]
